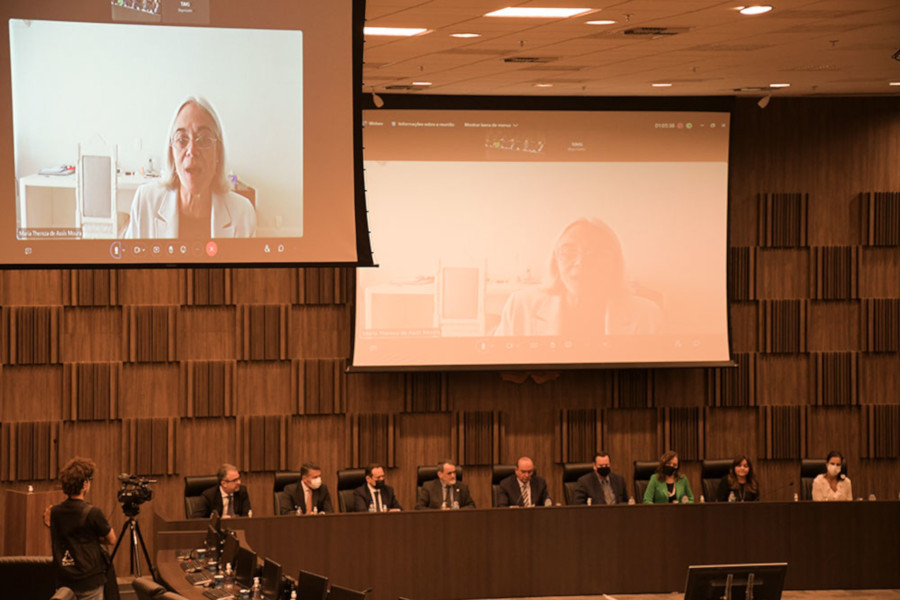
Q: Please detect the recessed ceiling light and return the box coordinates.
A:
[890,82,900,86]
[450,33,482,38]
[364,27,430,36]
[485,7,593,18]
[586,20,617,25]
[533,82,554,88]
[412,81,432,86]
[769,83,791,88]
[652,83,673,87]
[737,5,774,15]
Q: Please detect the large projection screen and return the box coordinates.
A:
[1,0,369,266]
[353,108,732,370]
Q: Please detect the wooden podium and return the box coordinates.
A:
[3,489,63,556]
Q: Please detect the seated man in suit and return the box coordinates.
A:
[497,456,551,507]
[415,460,476,509]
[573,452,629,505]
[201,463,252,518]
[352,463,402,512]
[279,461,334,515]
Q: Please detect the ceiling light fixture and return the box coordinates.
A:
[364,26,429,36]
[586,20,617,25]
[769,83,791,88]
[411,81,432,86]
[450,33,482,38]
[485,7,593,18]
[737,5,774,16]
[651,83,673,87]
[533,82,554,88]
[889,82,900,86]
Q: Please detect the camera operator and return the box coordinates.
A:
[50,457,117,600]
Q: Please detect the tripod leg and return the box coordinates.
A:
[132,519,158,581]
[109,519,132,563]
[130,520,141,578]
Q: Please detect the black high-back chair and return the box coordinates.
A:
[184,474,218,518]
[416,464,464,497]
[0,556,55,600]
[800,459,847,500]
[700,458,734,501]
[274,470,301,514]
[329,585,369,600]
[491,464,516,507]
[297,570,330,600]
[633,460,658,501]
[337,468,366,512]
[562,462,593,505]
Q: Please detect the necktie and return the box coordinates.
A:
[305,488,313,514]
[443,486,449,507]
[226,494,235,517]
[521,484,531,507]
[375,490,383,512]
[601,478,615,505]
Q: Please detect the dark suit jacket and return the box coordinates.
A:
[415,479,475,509]
[200,485,252,518]
[279,482,334,515]
[497,474,550,507]
[351,484,402,512]
[573,471,629,505]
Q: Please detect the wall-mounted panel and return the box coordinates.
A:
[184,269,232,306]
[235,362,293,416]
[0,421,59,481]
[350,413,396,468]
[0,365,63,422]
[810,246,858,300]
[703,407,757,460]
[805,407,861,461]
[759,406,805,460]
[232,269,295,305]
[859,247,900,298]
[861,299,900,352]
[118,364,180,418]
[236,305,288,361]
[664,407,702,461]
[758,300,808,353]
[728,247,756,301]
[121,417,176,476]
[862,405,900,459]
[614,370,653,408]
[807,301,859,352]
[758,193,808,248]
[290,306,351,359]
[178,307,236,361]
[0,270,63,306]
[402,372,448,413]
[117,269,183,305]
[860,192,900,247]
[555,408,599,463]
[5,306,60,365]
[292,358,347,415]
[63,362,120,421]
[757,249,809,300]
[239,414,286,472]
[63,269,118,307]
[124,306,176,363]
[456,410,501,466]
[810,353,858,406]
[296,267,353,305]
[756,355,810,406]
[707,353,755,407]
[60,308,123,362]
[181,360,235,418]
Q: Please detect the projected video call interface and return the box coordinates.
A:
[355,109,732,369]
[1,0,362,265]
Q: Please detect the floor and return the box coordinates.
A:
[485,592,900,600]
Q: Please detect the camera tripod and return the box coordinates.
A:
[109,505,156,579]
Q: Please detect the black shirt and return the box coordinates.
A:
[50,499,112,592]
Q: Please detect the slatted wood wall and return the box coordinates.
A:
[1,98,898,562]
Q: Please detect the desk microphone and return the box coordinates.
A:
[760,480,795,501]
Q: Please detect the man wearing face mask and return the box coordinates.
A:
[573,452,629,505]
[353,463,403,512]
[279,462,334,515]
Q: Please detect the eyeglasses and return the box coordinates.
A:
[171,133,218,151]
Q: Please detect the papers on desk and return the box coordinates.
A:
[37,165,75,176]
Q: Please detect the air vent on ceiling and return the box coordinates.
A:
[503,56,558,64]
[623,27,691,36]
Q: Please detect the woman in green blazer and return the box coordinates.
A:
[643,450,694,504]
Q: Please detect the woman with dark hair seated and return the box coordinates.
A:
[715,455,759,502]
[643,450,694,504]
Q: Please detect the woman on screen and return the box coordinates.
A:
[811,450,852,501]
[715,455,759,502]
[124,96,256,239]
[643,450,694,504]
[493,218,661,337]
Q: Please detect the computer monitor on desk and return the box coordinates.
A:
[234,547,257,590]
[261,557,283,600]
[684,563,787,600]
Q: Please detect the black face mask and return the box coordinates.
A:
[374,479,386,490]
[663,465,678,477]
[597,466,611,477]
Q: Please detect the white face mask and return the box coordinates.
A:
[308,477,323,490]
[826,464,841,477]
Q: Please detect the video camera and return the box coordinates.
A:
[116,473,156,517]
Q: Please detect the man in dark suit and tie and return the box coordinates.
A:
[279,461,335,515]
[352,463,402,512]
[415,460,475,509]
[573,452,629,505]
[201,463,252,518]
[497,456,551,507]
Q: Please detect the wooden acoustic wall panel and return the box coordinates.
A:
[121,418,176,476]
[663,407,702,461]
[758,193,808,248]
[860,192,900,246]
[117,269,182,305]
[63,362,121,421]
[285,415,348,476]
[613,370,653,408]
[236,305,288,361]
[861,299,900,352]
[555,408,599,463]
[811,247,859,300]
[5,306,60,365]
[456,411,501,466]
[805,407,861,461]
[62,270,118,307]
[0,270,63,306]
[402,372,448,413]
[759,300,808,353]
[811,353,858,406]
[181,360,235,418]
[703,408,758,460]
[863,405,900,459]
[759,406,805,460]
[859,247,900,298]
[292,358,347,415]
[297,267,353,305]
[184,269,232,306]
[728,247,757,301]
[707,353,756,407]
[124,306,176,363]
[858,354,900,405]
[350,413,396,468]
[239,415,286,472]
[0,421,59,481]
[232,269,295,305]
